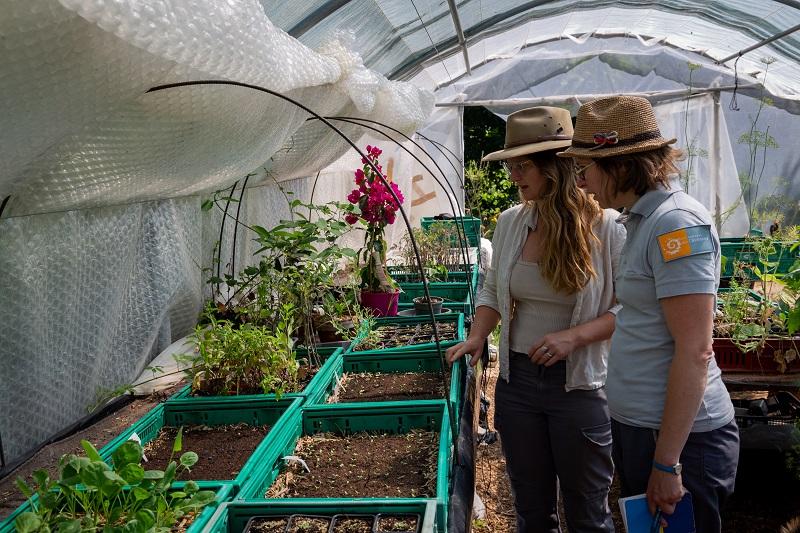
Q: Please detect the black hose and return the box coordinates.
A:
[0,196,10,219]
[215,181,239,296]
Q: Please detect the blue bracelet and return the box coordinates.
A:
[653,460,682,475]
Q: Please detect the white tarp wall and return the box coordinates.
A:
[426,36,800,236]
[0,0,433,468]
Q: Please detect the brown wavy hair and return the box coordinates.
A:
[525,150,602,294]
[595,146,684,196]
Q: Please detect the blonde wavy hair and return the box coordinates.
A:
[525,150,602,294]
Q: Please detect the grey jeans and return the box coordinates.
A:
[495,351,615,533]
[611,418,739,533]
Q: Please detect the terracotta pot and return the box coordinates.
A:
[360,290,400,317]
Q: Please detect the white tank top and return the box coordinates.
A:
[509,259,576,354]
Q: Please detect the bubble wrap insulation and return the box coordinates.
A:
[0,198,204,465]
[0,1,434,465]
[2,1,434,217]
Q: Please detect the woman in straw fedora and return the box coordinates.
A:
[447,106,625,532]
[559,95,739,533]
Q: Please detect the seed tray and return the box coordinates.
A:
[204,499,437,533]
[349,314,465,355]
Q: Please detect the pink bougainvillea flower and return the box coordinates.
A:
[345,213,359,225]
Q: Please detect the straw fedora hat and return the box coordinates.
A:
[482,106,573,161]
[558,95,676,159]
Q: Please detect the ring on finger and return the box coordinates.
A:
[544,351,553,358]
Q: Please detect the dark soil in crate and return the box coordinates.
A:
[143,423,270,480]
[336,372,447,402]
[353,322,457,351]
[246,515,378,533]
[268,431,438,499]
[377,515,419,532]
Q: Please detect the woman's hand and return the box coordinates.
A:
[646,469,685,526]
[446,336,485,367]
[528,328,579,366]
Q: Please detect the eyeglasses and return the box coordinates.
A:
[501,160,535,174]
[573,161,596,177]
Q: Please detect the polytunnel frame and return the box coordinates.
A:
[145,79,461,445]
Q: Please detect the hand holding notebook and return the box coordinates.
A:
[619,491,695,532]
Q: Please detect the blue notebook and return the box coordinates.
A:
[619,491,695,532]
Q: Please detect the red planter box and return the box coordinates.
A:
[713,337,800,373]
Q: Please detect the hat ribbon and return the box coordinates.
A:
[592,131,619,147]
[573,130,665,150]
[505,134,572,149]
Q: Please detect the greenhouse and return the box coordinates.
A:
[2,0,800,531]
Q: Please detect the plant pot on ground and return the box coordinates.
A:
[412,296,443,315]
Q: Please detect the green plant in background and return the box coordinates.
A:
[202,194,358,361]
[394,223,461,280]
[716,228,800,369]
[181,303,300,397]
[14,436,215,532]
[737,57,780,230]
[679,61,709,193]
[463,106,518,238]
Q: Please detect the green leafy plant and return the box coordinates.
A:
[181,304,300,397]
[203,194,359,362]
[14,435,215,533]
[392,223,462,281]
[716,229,800,369]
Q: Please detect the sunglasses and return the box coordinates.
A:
[501,160,535,174]
[573,160,596,176]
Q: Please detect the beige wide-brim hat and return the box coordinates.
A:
[482,106,573,161]
[557,95,677,159]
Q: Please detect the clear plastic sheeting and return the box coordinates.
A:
[1,0,433,217]
[0,197,203,465]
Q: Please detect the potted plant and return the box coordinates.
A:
[715,229,800,373]
[413,295,444,315]
[345,145,404,317]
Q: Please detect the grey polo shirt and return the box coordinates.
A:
[607,187,734,432]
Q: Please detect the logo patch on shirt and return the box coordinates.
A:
[657,225,714,262]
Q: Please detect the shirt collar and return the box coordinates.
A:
[525,204,539,230]
[628,186,679,218]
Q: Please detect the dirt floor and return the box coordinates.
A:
[0,383,185,521]
[472,365,800,532]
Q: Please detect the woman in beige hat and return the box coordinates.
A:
[559,96,739,533]
[446,106,625,532]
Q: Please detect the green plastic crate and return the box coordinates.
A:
[0,479,233,533]
[398,281,472,305]
[720,238,800,278]
[170,348,344,405]
[204,498,438,533]
[97,397,303,490]
[388,263,477,284]
[339,349,463,421]
[235,401,452,532]
[349,313,466,355]
[421,216,481,247]
[397,301,475,318]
